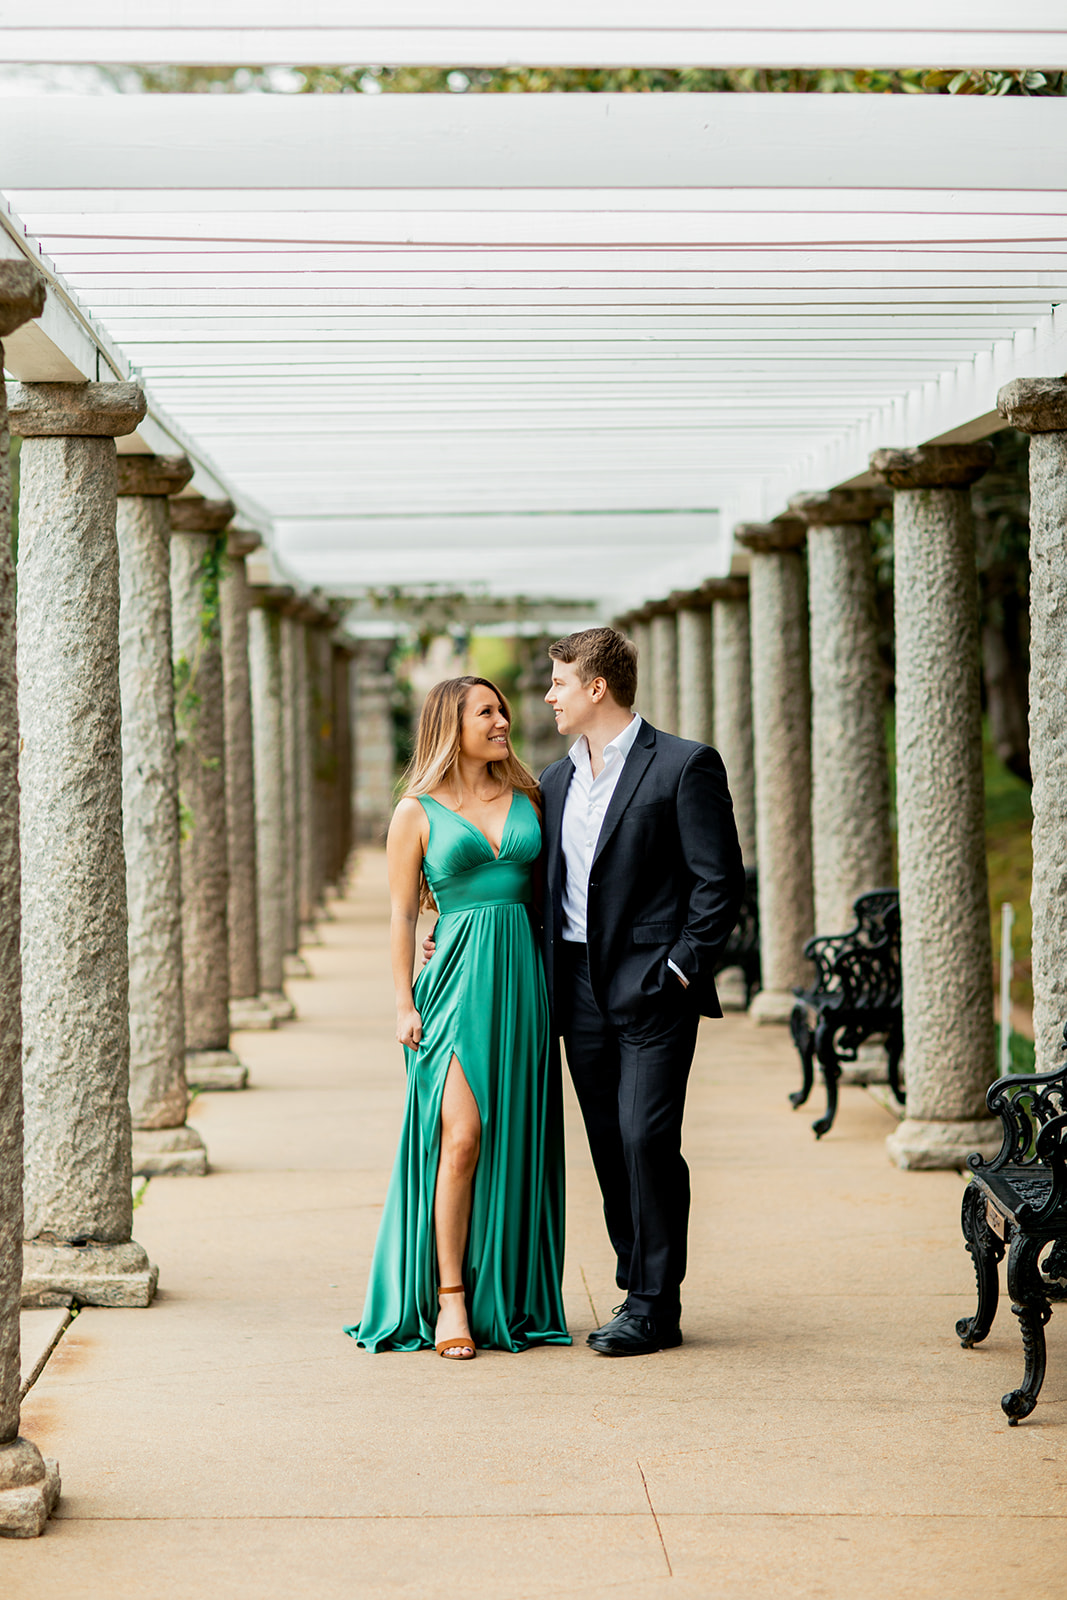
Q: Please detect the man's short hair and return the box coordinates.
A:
[548,626,638,710]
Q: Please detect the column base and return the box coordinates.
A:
[229,996,277,1032]
[185,1049,248,1092]
[716,965,749,1013]
[0,1438,61,1539]
[132,1125,209,1177]
[749,989,796,1026]
[22,1239,159,1309]
[839,1040,891,1087]
[284,953,311,979]
[261,989,296,1022]
[886,1117,1002,1171]
[299,921,323,946]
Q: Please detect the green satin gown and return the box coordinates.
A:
[347,791,571,1352]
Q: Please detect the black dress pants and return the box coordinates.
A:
[558,942,699,1323]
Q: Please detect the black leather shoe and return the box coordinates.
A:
[587,1312,683,1357]
[586,1302,631,1346]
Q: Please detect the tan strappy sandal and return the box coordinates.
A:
[435,1285,476,1360]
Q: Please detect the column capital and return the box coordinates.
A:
[282,595,321,624]
[698,577,749,603]
[788,487,891,526]
[227,528,262,559]
[0,260,47,337]
[734,518,806,554]
[249,583,295,612]
[8,380,146,439]
[116,454,194,498]
[169,496,235,535]
[868,443,994,490]
[997,377,1067,434]
[667,588,711,613]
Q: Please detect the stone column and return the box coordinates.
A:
[247,595,295,1017]
[283,607,318,940]
[734,521,814,1023]
[331,642,355,887]
[307,616,337,912]
[11,379,158,1307]
[170,497,247,1090]
[353,638,397,844]
[280,615,309,977]
[870,444,998,1168]
[0,263,60,1538]
[248,591,296,1020]
[676,601,713,744]
[998,380,1067,1076]
[648,610,679,734]
[709,580,756,864]
[115,454,208,1177]
[220,532,275,1032]
[630,618,652,716]
[789,489,894,934]
[516,633,559,776]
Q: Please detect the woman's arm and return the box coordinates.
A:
[387,797,428,1050]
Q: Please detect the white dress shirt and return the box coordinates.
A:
[560,714,687,984]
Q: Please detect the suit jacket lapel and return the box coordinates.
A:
[591,720,656,869]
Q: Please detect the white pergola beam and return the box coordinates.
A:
[2,1,1066,69]
[1,95,1064,191]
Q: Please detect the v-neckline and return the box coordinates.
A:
[426,790,518,861]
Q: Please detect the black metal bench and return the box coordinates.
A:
[713,865,760,1007]
[957,1025,1067,1424]
[788,889,904,1138]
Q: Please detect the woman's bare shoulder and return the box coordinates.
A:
[389,795,428,837]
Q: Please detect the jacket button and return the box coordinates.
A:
[589,880,598,890]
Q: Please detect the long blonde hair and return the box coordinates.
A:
[400,676,541,909]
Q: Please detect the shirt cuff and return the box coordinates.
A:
[667,958,689,988]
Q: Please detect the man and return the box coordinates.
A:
[542,627,744,1356]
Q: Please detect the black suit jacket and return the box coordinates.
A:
[540,720,745,1026]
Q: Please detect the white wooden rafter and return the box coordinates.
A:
[2,89,1066,606]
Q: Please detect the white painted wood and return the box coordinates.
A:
[2,8,1066,69]
[6,3,1066,28]
[1,95,1064,191]
[3,87,1067,608]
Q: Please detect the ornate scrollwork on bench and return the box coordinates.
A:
[789,889,903,1138]
[957,1022,1067,1424]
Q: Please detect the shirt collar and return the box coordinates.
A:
[568,714,642,773]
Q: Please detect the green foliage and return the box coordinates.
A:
[105,64,1067,98]
[984,724,1033,1017]
[469,635,520,701]
[995,1024,1036,1075]
[173,535,228,838]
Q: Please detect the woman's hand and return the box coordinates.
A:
[421,933,436,967]
[397,1007,423,1050]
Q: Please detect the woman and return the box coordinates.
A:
[346,676,570,1358]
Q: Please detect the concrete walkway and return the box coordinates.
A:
[9,853,1067,1598]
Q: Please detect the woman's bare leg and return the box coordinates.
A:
[434,1055,480,1355]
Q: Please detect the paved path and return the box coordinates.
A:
[9,853,1067,1597]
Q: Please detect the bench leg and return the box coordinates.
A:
[885,1019,905,1106]
[1003,1232,1052,1425]
[811,1023,841,1140]
[788,1004,815,1110]
[956,1181,1003,1347]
